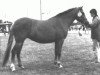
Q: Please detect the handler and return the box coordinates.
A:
[89,9,100,63]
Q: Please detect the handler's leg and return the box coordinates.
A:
[96,42,100,62]
[92,39,98,62]
[92,39,97,51]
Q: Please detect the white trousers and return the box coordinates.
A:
[92,39,100,62]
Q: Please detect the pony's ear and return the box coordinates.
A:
[81,6,83,8]
[78,6,83,11]
[79,6,83,10]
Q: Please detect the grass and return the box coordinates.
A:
[0,31,100,75]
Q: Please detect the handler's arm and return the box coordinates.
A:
[90,18,99,27]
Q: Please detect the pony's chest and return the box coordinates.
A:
[55,26,68,39]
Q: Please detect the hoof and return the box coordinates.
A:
[54,61,63,68]
[57,63,63,68]
[19,66,24,69]
[59,64,63,68]
[18,65,25,69]
[11,68,16,72]
[10,64,16,71]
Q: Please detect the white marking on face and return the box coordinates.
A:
[77,11,82,17]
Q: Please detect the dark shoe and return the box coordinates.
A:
[95,61,99,63]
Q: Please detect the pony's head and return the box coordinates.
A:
[75,6,89,26]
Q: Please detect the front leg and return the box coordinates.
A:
[54,39,64,68]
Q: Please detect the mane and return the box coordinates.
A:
[55,7,77,17]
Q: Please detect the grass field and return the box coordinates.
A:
[0,31,100,75]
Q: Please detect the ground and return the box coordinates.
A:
[0,30,100,75]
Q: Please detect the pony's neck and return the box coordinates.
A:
[58,9,77,28]
[58,13,76,28]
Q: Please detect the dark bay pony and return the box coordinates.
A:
[2,7,89,71]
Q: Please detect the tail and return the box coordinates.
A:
[2,31,14,67]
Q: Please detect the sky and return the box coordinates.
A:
[0,0,100,22]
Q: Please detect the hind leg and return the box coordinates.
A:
[16,42,24,68]
[10,40,24,71]
[10,43,18,71]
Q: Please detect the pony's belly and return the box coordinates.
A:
[28,28,67,43]
[29,37,55,43]
[28,34,56,43]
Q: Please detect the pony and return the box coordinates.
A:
[2,7,89,71]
